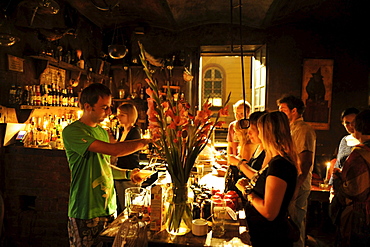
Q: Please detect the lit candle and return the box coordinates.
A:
[325,162,331,182]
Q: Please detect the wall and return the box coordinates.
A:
[2,147,70,247]
[201,56,252,125]
[266,21,370,158]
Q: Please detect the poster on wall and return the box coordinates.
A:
[301,58,333,130]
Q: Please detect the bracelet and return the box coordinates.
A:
[126,170,132,180]
[248,193,254,205]
[237,159,247,170]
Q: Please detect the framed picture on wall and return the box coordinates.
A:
[301,58,333,130]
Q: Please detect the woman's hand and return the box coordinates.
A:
[228,154,241,166]
[235,178,249,192]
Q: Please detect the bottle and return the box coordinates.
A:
[39,84,44,106]
[47,85,53,106]
[8,84,16,106]
[62,89,68,106]
[55,86,60,106]
[15,85,22,105]
[58,86,63,106]
[51,83,57,106]
[35,85,41,106]
[21,85,29,105]
[118,79,125,99]
[140,87,145,100]
[68,88,74,107]
[29,85,35,106]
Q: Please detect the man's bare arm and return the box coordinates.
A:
[88,139,151,157]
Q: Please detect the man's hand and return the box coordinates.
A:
[130,168,144,184]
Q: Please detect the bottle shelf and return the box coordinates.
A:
[20,105,79,110]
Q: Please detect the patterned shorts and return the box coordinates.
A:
[68,215,114,247]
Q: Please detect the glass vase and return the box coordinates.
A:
[164,183,193,235]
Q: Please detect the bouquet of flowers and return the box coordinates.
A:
[138,42,230,234]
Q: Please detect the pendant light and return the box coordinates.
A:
[108,22,128,59]
[0,2,20,46]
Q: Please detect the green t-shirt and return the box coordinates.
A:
[62,120,116,219]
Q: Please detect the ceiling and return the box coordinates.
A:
[63,0,339,31]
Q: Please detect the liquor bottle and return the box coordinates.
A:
[68,88,74,107]
[118,79,125,99]
[30,85,35,106]
[15,85,22,105]
[21,85,29,105]
[35,85,41,106]
[8,84,16,106]
[51,83,57,106]
[140,87,145,100]
[40,84,45,106]
[48,85,54,106]
[62,89,68,106]
[44,84,50,106]
[58,86,63,106]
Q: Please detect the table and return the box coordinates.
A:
[307,184,333,242]
[99,170,251,246]
[100,210,251,247]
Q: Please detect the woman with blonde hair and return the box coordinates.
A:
[113,102,142,214]
[236,111,300,246]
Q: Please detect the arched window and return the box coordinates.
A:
[203,67,223,107]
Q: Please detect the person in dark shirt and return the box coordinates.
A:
[112,102,142,214]
[236,111,299,246]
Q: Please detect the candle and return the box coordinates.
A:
[325,162,331,181]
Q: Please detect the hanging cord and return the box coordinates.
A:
[230,0,233,53]
[111,19,118,46]
[238,0,250,129]
[239,0,246,119]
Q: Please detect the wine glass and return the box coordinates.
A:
[36,131,44,146]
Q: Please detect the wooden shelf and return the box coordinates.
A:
[29,55,110,81]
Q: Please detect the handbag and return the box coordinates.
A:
[286,214,300,242]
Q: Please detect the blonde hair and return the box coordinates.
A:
[117,103,138,125]
[257,111,300,175]
[233,99,251,113]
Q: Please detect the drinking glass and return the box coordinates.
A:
[125,187,150,217]
[211,199,226,237]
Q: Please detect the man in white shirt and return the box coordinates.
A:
[277,95,316,247]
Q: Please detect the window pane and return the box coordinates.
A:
[205,81,212,88]
[214,81,221,88]
[214,70,222,78]
[205,70,211,78]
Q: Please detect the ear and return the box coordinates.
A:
[84,102,92,111]
[292,108,298,115]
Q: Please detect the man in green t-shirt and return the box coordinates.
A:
[63,83,151,247]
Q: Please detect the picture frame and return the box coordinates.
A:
[301,59,333,130]
[7,54,24,72]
